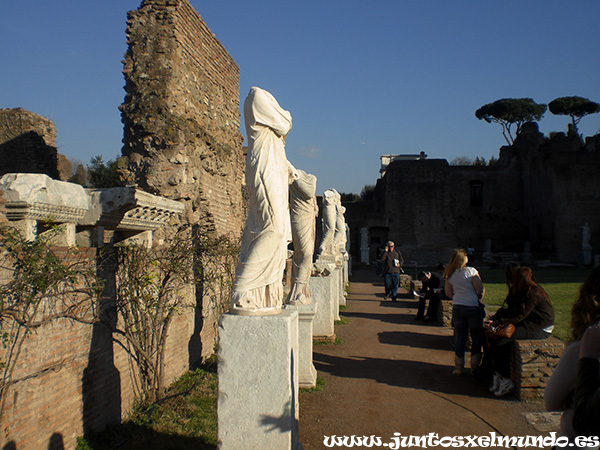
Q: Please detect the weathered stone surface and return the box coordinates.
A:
[510,337,565,401]
[0,173,88,223]
[120,0,245,238]
[218,311,301,450]
[81,187,184,230]
[119,0,246,360]
[0,108,59,179]
[309,261,337,340]
[286,303,317,388]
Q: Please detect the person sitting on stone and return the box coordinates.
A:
[416,270,442,322]
[486,266,554,397]
[381,241,403,302]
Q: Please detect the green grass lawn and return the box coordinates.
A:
[478,267,590,342]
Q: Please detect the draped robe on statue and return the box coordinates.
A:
[287,169,318,304]
[231,86,298,314]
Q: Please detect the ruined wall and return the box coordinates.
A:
[0,108,59,179]
[345,127,600,266]
[119,0,245,362]
[348,158,525,265]
[0,248,97,450]
[0,243,196,449]
[120,0,245,236]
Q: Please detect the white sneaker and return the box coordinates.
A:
[489,372,501,393]
[494,377,515,397]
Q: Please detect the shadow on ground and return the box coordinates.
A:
[313,352,491,399]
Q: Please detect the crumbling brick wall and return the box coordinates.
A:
[119,0,245,362]
[0,108,60,179]
[120,0,245,236]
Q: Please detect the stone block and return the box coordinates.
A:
[285,303,317,388]
[218,310,302,450]
[438,299,453,327]
[509,337,565,401]
[309,262,337,341]
[0,173,88,244]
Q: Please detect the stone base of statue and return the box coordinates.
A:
[339,256,347,307]
[309,260,337,341]
[218,310,302,450]
[285,303,317,388]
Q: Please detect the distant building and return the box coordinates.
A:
[344,123,600,266]
[380,151,427,176]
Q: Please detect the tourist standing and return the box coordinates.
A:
[444,249,485,376]
[381,241,403,302]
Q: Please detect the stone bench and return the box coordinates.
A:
[509,337,565,401]
[437,299,453,327]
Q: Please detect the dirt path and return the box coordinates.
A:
[299,267,553,449]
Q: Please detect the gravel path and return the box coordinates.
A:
[298,267,551,450]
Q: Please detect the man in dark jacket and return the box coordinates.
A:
[381,241,403,302]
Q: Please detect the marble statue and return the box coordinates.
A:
[287,169,318,304]
[345,224,351,254]
[333,191,347,254]
[318,189,337,257]
[231,87,298,314]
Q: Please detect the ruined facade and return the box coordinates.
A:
[119,0,245,237]
[345,124,600,266]
[0,108,60,179]
[118,0,246,367]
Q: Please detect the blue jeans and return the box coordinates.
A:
[452,305,485,358]
[384,273,400,299]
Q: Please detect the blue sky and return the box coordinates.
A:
[2,1,599,194]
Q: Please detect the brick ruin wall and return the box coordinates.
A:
[120,0,245,238]
[0,2,246,448]
[0,108,60,179]
[119,0,246,366]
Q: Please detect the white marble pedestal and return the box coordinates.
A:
[285,303,317,388]
[309,261,337,341]
[218,310,303,450]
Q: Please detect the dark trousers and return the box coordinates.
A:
[384,272,400,299]
[417,295,440,319]
[453,305,485,358]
